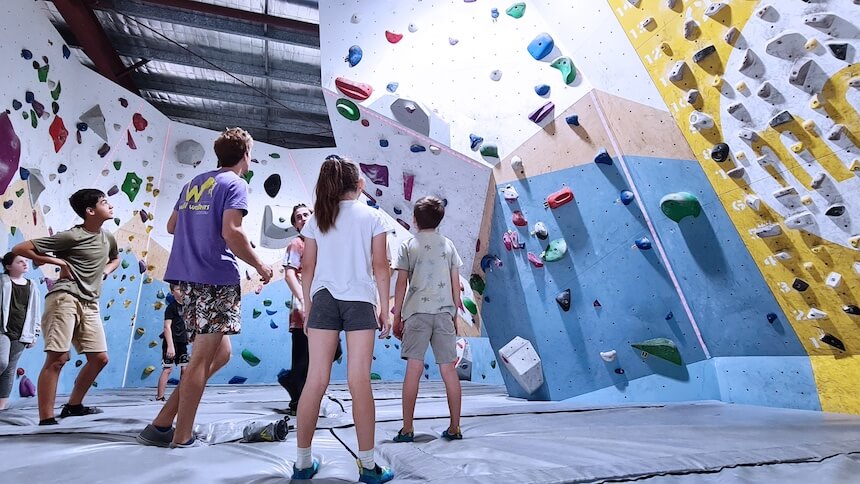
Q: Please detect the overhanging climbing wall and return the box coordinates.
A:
[608,0,860,413]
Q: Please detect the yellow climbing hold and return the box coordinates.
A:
[711,75,722,87]
[791,142,804,153]
[803,262,815,270]
[805,38,819,51]
[136,327,145,336]
[802,120,817,132]
[142,365,155,378]
[735,151,747,161]
[848,159,860,171]
[660,42,671,54]
[810,94,822,109]
[735,81,747,92]
[848,235,860,248]
[801,195,813,205]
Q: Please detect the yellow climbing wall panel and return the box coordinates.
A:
[608,0,860,413]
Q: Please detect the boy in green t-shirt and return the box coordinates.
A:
[392,196,464,442]
[13,189,119,425]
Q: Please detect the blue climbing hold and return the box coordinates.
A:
[345,45,363,67]
[266,309,277,316]
[665,312,674,320]
[3,200,12,209]
[620,190,635,205]
[595,148,613,165]
[57,164,67,173]
[393,207,402,215]
[270,321,278,329]
[21,49,32,60]
[11,100,21,111]
[19,167,30,180]
[228,376,247,384]
[527,32,554,60]
[491,8,500,19]
[565,115,579,126]
[469,134,483,151]
[535,84,550,96]
[62,44,71,59]
[386,82,399,93]
[410,144,426,153]
[480,254,503,272]
[76,122,88,131]
[635,237,652,250]
[25,91,34,103]
[379,139,389,147]
[767,312,778,323]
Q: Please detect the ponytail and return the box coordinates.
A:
[314,155,360,233]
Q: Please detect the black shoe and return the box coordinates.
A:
[39,418,59,426]
[59,404,103,418]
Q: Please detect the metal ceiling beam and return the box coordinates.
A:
[134,74,328,116]
[51,0,139,93]
[149,101,332,137]
[171,116,334,149]
[84,0,320,48]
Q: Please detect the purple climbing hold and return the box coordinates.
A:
[31,100,45,118]
[359,163,390,186]
[138,260,146,274]
[19,375,36,397]
[403,172,415,201]
[139,209,149,223]
[527,32,554,60]
[375,188,382,197]
[97,143,110,158]
[107,185,119,196]
[0,112,22,196]
[528,101,555,124]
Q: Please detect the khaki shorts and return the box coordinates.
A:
[400,313,457,364]
[42,291,107,354]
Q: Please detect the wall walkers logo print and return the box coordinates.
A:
[179,176,217,211]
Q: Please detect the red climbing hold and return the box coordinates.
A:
[126,130,137,150]
[512,210,527,227]
[132,113,148,131]
[48,116,68,153]
[527,252,544,268]
[385,30,404,44]
[335,77,374,101]
[545,186,574,209]
[403,172,415,201]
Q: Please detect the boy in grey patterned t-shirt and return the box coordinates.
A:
[392,196,464,442]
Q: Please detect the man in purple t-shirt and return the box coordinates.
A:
[137,128,273,448]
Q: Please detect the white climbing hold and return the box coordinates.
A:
[600,350,617,362]
[498,336,544,394]
[666,0,677,7]
[738,49,757,72]
[724,27,740,44]
[745,195,762,211]
[501,184,519,202]
[511,155,523,172]
[689,111,714,131]
[640,17,655,29]
[627,0,641,6]
[849,76,860,88]
[429,145,441,155]
[784,211,815,229]
[683,18,698,40]
[350,13,361,23]
[755,4,775,20]
[704,2,728,18]
[686,89,700,104]
[804,13,835,29]
[490,70,502,81]
[449,37,459,45]
[806,308,828,320]
[754,224,782,238]
[408,22,418,33]
[826,124,847,141]
[810,172,826,189]
[825,272,842,289]
[774,251,792,261]
[756,154,774,167]
[738,128,758,141]
[772,186,798,200]
[726,166,745,179]
[668,61,688,82]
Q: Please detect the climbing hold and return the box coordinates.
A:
[531,222,548,240]
[403,172,415,201]
[138,260,146,274]
[660,192,702,222]
[565,115,579,126]
[820,333,845,352]
[631,338,682,365]
[635,237,652,250]
[825,205,845,217]
[480,144,499,159]
[19,376,35,398]
[429,145,441,155]
[600,350,617,362]
[503,230,524,250]
[545,186,574,209]
[828,43,848,61]
[335,98,360,121]
[135,327,145,336]
[378,139,389,148]
[550,56,576,84]
[527,252,544,268]
[594,148,613,165]
[490,69,502,81]
[528,101,554,124]
[738,49,757,73]
[769,110,793,128]
[640,17,655,30]
[541,239,567,262]
[784,211,815,230]
[807,308,828,320]
[142,365,155,378]
[345,45,362,67]
[825,272,843,289]
[527,33,554,60]
[792,278,809,292]
[229,376,247,384]
[385,31,403,44]
[469,134,483,151]
[767,313,778,324]
[506,2,525,18]
[269,321,278,329]
[843,305,860,316]
[692,45,716,64]
[463,298,478,315]
[689,112,714,132]
[386,82,398,93]
[555,288,571,312]
[686,89,700,105]
[359,163,389,187]
[335,77,373,101]
[535,84,550,96]
[410,144,426,153]
[620,190,635,205]
[704,2,728,18]
[241,349,261,366]
[511,155,523,172]
[480,254,503,272]
[501,184,519,202]
[20,48,33,60]
[122,172,142,202]
[512,211,527,227]
[711,143,730,162]
[668,61,688,82]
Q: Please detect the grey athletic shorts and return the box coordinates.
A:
[400,313,457,364]
[307,289,378,332]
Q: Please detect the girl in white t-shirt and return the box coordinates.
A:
[291,155,394,483]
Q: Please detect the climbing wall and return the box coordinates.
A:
[608,0,860,413]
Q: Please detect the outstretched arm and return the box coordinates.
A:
[222,209,272,283]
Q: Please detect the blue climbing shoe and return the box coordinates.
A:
[357,461,394,484]
[291,459,320,480]
[393,428,414,443]
[441,427,463,441]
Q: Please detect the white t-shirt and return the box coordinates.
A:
[300,200,393,306]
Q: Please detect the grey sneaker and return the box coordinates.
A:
[169,437,205,449]
[136,424,174,448]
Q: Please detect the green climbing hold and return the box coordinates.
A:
[121,259,129,269]
[142,365,155,378]
[241,349,261,366]
[122,172,142,202]
[631,338,683,366]
[660,192,702,223]
[270,153,280,159]
[113,160,122,170]
[541,238,568,262]
[469,274,485,295]
[263,299,272,307]
[336,98,361,121]
[242,170,254,183]
[550,56,577,84]
[51,81,61,101]
[253,309,262,318]
[10,227,16,235]
[463,297,478,315]
[38,64,49,82]
[30,109,38,129]
[15,188,24,197]
[480,143,499,159]
[506,2,526,18]
[370,372,382,381]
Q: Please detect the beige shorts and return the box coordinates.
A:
[400,313,457,364]
[42,291,107,354]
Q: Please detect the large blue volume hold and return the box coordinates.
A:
[528,32,554,60]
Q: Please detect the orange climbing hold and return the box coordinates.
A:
[335,77,373,101]
[544,186,574,209]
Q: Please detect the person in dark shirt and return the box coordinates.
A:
[156,284,189,401]
[0,252,42,410]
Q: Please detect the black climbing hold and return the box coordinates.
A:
[825,205,845,217]
[614,368,625,375]
[57,164,67,173]
[393,207,402,215]
[767,312,778,323]
[25,91,34,103]
[828,43,848,61]
[379,139,389,147]
[665,312,674,320]
[692,44,716,64]
[593,300,601,308]
[263,174,281,198]
[792,278,809,292]
[711,143,730,162]
[769,110,793,128]
[555,289,571,312]
[12,100,21,111]
[21,49,33,60]
[843,305,860,316]
[820,333,845,352]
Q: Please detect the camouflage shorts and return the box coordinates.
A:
[180,282,241,339]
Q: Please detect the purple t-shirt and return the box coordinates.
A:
[164,169,248,286]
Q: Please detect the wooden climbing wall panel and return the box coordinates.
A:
[608,0,860,413]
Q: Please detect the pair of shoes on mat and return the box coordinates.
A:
[441,427,463,441]
[290,459,394,483]
[393,428,414,443]
[137,424,175,447]
[59,403,103,418]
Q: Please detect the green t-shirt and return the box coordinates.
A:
[32,226,118,301]
[393,231,463,320]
